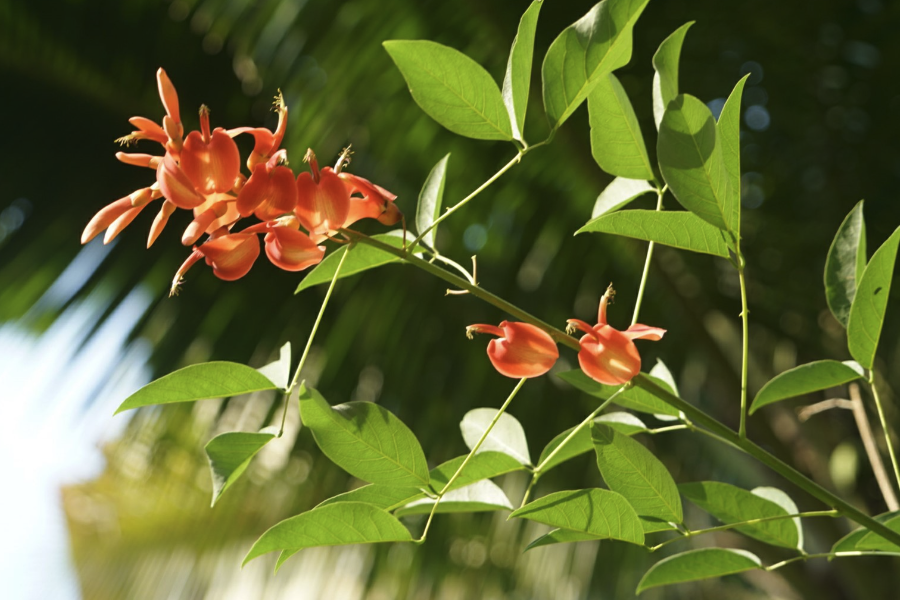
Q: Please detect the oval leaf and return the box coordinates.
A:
[243,502,412,565]
[395,479,513,517]
[679,481,801,549]
[750,359,864,414]
[592,177,655,218]
[511,488,644,545]
[588,73,654,180]
[383,40,512,141]
[832,510,900,553]
[415,154,450,249]
[577,210,731,257]
[502,0,542,141]
[557,369,681,417]
[525,528,603,551]
[717,75,748,237]
[541,0,650,128]
[115,362,278,414]
[296,233,413,293]
[256,342,291,390]
[538,413,648,473]
[460,408,531,466]
[637,548,761,594]
[652,22,694,129]
[848,226,900,369]
[315,485,425,511]
[298,384,429,487]
[429,451,525,493]
[825,201,867,328]
[206,429,277,506]
[592,423,683,523]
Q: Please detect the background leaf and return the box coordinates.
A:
[652,22,694,129]
[296,233,414,293]
[298,384,430,487]
[847,226,900,368]
[557,370,681,417]
[115,362,278,414]
[501,0,542,141]
[577,210,730,257]
[538,413,648,472]
[636,548,761,594]
[415,154,450,249]
[460,408,531,466]
[716,75,748,237]
[825,201,867,328]
[592,423,683,523]
[750,359,864,414]
[315,485,425,511]
[256,342,291,390]
[510,488,644,545]
[588,73,654,180]
[395,480,513,517]
[591,177,655,218]
[205,429,278,506]
[429,451,525,493]
[383,40,512,141]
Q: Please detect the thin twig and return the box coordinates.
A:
[850,382,899,511]
[797,398,854,421]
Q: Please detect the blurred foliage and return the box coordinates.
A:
[3,0,900,597]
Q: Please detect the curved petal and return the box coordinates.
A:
[236,164,269,217]
[180,129,241,195]
[257,166,299,221]
[104,203,149,244]
[264,228,325,272]
[156,154,204,209]
[577,325,641,385]
[182,202,227,245]
[622,324,667,341]
[197,233,260,281]
[148,200,177,248]
[156,68,180,124]
[295,167,350,235]
[81,196,134,244]
[485,321,558,378]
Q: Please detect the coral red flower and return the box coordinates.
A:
[228,91,289,171]
[466,321,559,378]
[263,222,325,271]
[566,285,666,385]
[236,151,298,221]
[340,172,402,227]
[179,106,241,195]
[196,233,260,281]
[295,149,350,236]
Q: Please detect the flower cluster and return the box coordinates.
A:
[468,285,665,386]
[81,69,401,295]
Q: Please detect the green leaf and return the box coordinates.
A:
[636,548,761,594]
[256,342,291,390]
[557,370,681,418]
[857,513,900,552]
[511,488,644,545]
[243,502,412,565]
[750,360,864,414]
[647,359,683,422]
[383,40,512,141]
[298,384,430,487]
[752,486,804,549]
[652,22,694,129]
[679,481,801,549]
[115,362,279,414]
[541,0,651,129]
[717,75,749,237]
[395,480,513,517]
[657,94,731,233]
[848,226,900,368]
[460,408,531,466]
[592,423,683,523]
[502,0,542,141]
[429,451,525,493]
[315,485,425,511]
[832,511,900,553]
[537,413,648,473]
[415,154,450,249]
[205,428,277,506]
[591,177,655,218]
[296,233,413,293]
[525,528,603,551]
[588,74,654,180]
[825,201,867,328]
[577,210,731,258]
[641,516,676,533]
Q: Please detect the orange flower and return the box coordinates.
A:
[340,172,402,227]
[566,285,665,385]
[236,151,298,221]
[295,149,350,236]
[466,321,559,378]
[179,105,241,195]
[228,91,289,171]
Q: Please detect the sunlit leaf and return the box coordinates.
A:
[205,428,278,506]
[243,502,412,565]
[511,488,644,545]
[395,480,513,517]
[825,201,867,328]
[256,342,291,390]
[636,548,761,594]
[415,154,450,248]
[525,528,603,551]
[296,233,414,293]
[648,359,683,422]
[383,40,512,140]
[298,384,429,487]
[717,75,749,236]
[592,424,683,523]
[640,516,676,533]
[652,22,693,129]
[114,362,279,414]
[588,73,654,180]
[847,226,900,369]
[577,210,730,257]
[750,359,864,414]
[315,485,425,511]
[460,408,531,466]
[557,370,681,417]
[591,177,655,218]
[537,413,648,473]
[502,0,542,141]
[429,451,525,493]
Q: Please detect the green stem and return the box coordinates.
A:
[278,247,349,435]
[737,260,750,439]
[631,186,665,326]
[416,377,527,543]
[764,550,895,571]
[867,371,900,492]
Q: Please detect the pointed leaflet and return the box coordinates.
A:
[243,502,412,565]
[752,486,804,550]
[415,154,450,249]
[115,362,278,414]
[296,233,414,293]
[206,428,277,506]
[652,22,694,129]
[557,370,681,418]
[588,74,654,180]
[511,488,644,545]
[395,480,513,517]
[636,548,761,594]
[592,177,655,218]
[825,201,867,327]
[429,451,525,493]
[679,481,801,549]
[315,485,425,511]
[578,210,731,258]
[383,40,512,141]
[750,359,864,414]
[298,384,429,487]
[847,226,900,368]
[538,413,648,473]
[592,423,683,523]
[460,408,531,466]
[856,513,900,552]
[541,0,651,129]
[502,0,542,141]
[256,341,291,390]
[657,94,731,233]
[717,75,748,237]
[832,511,900,553]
